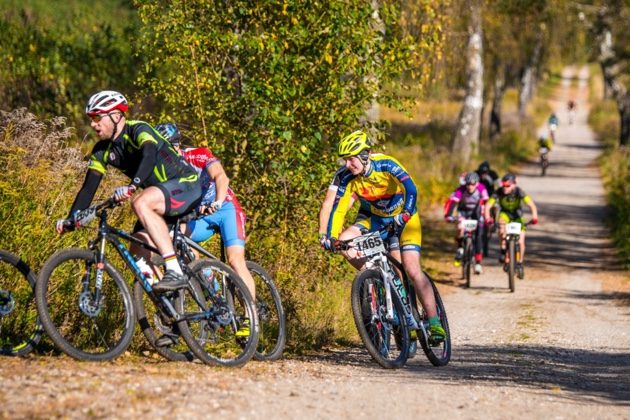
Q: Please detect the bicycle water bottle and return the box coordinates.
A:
[135,257,157,285]
[202,268,220,296]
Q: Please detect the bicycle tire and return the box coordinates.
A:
[246,261,286,361]
[464,238,473,287]
[133,280,195,362]
[0,250,43,356]
[177,259,259,367]
[508,239,516,292]
[351,269,409,369]
[418,273,451,366]
[35,249,135,361]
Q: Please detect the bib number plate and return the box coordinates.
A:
[354,232,386,257]
[506,222,522,235]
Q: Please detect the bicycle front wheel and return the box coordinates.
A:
[35,249,135,361]
[177,259,259,367]
[0,250,43,356]
[351,269,409,369]
[247,261,286,361]
[418,273,451,366]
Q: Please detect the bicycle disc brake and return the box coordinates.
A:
[0,290,15,315]
[78,291,103,317]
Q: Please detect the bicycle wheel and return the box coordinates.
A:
[463,238,473,288]
[508,239,516,292]
[418,273,451,366]
[177,259,259,367]
[133,280,195,362]
[35,249,135,361]
[351,269,409,369]
[246,261,286,361]
[0,250,43,356]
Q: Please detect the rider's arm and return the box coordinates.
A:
[387,160,417,216]
[523,196,538,221]
[327,184,354,239]
[484,196,496,220]
[68,169,103,217]
[319,188,337,236]
[206,161,229,205]
[129,138,158,189]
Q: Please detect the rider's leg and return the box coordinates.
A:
[226,245,256,300]
[519,230,526,264]
[402,250,437,318]
[338,225,365,270]
[132,187,182,273]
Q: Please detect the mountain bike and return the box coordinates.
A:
[339,226,451,369]
[153,218,276,363]
[35,198,258,367]
[502,221,532,292]
[460,219,479,288]
[0,250,43,356]
[539,147,550,176]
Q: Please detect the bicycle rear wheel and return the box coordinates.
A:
[351,269,409,369]
[0,250,43,356]
[418,273,451,366]
[508,240,516,292]
[35,249,135,361]
[133,280,195,361]
[246,261,286,361]
[177,259,258,367]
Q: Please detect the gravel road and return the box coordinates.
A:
[1,66,628,420]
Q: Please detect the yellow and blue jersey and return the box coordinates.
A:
[327,153,417,239]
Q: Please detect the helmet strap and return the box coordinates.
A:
[107,112,123,141]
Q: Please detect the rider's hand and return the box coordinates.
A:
[531,218,538,225]
[113,185,136,203]
[207,201,223,214]
[322,236,340,252]
[445,216,455,223]
[319,234,329,250]
[485,217,494,226]
[394,211,411,227]
[55,218,74,235]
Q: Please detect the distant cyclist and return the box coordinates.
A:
[484,173,538,275]
[548,113,559,141]
[443,172,489,274]
[475,161,499,197]
[538,135,553,151]
[567,100,576,125]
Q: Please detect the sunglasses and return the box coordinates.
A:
[501,181,514,187]
[89,112,120,123]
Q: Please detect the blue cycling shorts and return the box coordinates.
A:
[188,201,246,247]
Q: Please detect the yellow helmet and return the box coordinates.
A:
[338,130,371,158]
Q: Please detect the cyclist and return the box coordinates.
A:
[55,91,201,293]
[484,173,538,276]
[538,135,553,151]
[321,130,446,343]
[475,161,499,196]
[548,113,559,141]
[475,161,499,257]
[155,122,255,339]
[443,172,489,274]
[567,99,576,124]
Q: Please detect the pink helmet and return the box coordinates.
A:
[85,90,128,116]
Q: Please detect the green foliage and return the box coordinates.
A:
[0,0,141,131]
[589,99,630,267]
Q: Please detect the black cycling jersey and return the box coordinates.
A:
[69,120,198,216]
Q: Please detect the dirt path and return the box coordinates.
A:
[1,66,629,419]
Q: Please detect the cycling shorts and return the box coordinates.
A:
[498,211,527,231]
[156,177,202,217]
[354,212,422,253]
[188,201,246,247]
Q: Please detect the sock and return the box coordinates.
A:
[163,253,183,275]
[429,316,441,326]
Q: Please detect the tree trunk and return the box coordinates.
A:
[489,66,506,141]
[518,34,542,118]
[597,15,630,146]
[452,0,483,163]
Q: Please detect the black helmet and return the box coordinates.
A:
[477,161,490,173]
[155,122,182,145]
[501,173,516,186]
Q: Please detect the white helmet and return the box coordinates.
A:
[85,90,128,116]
